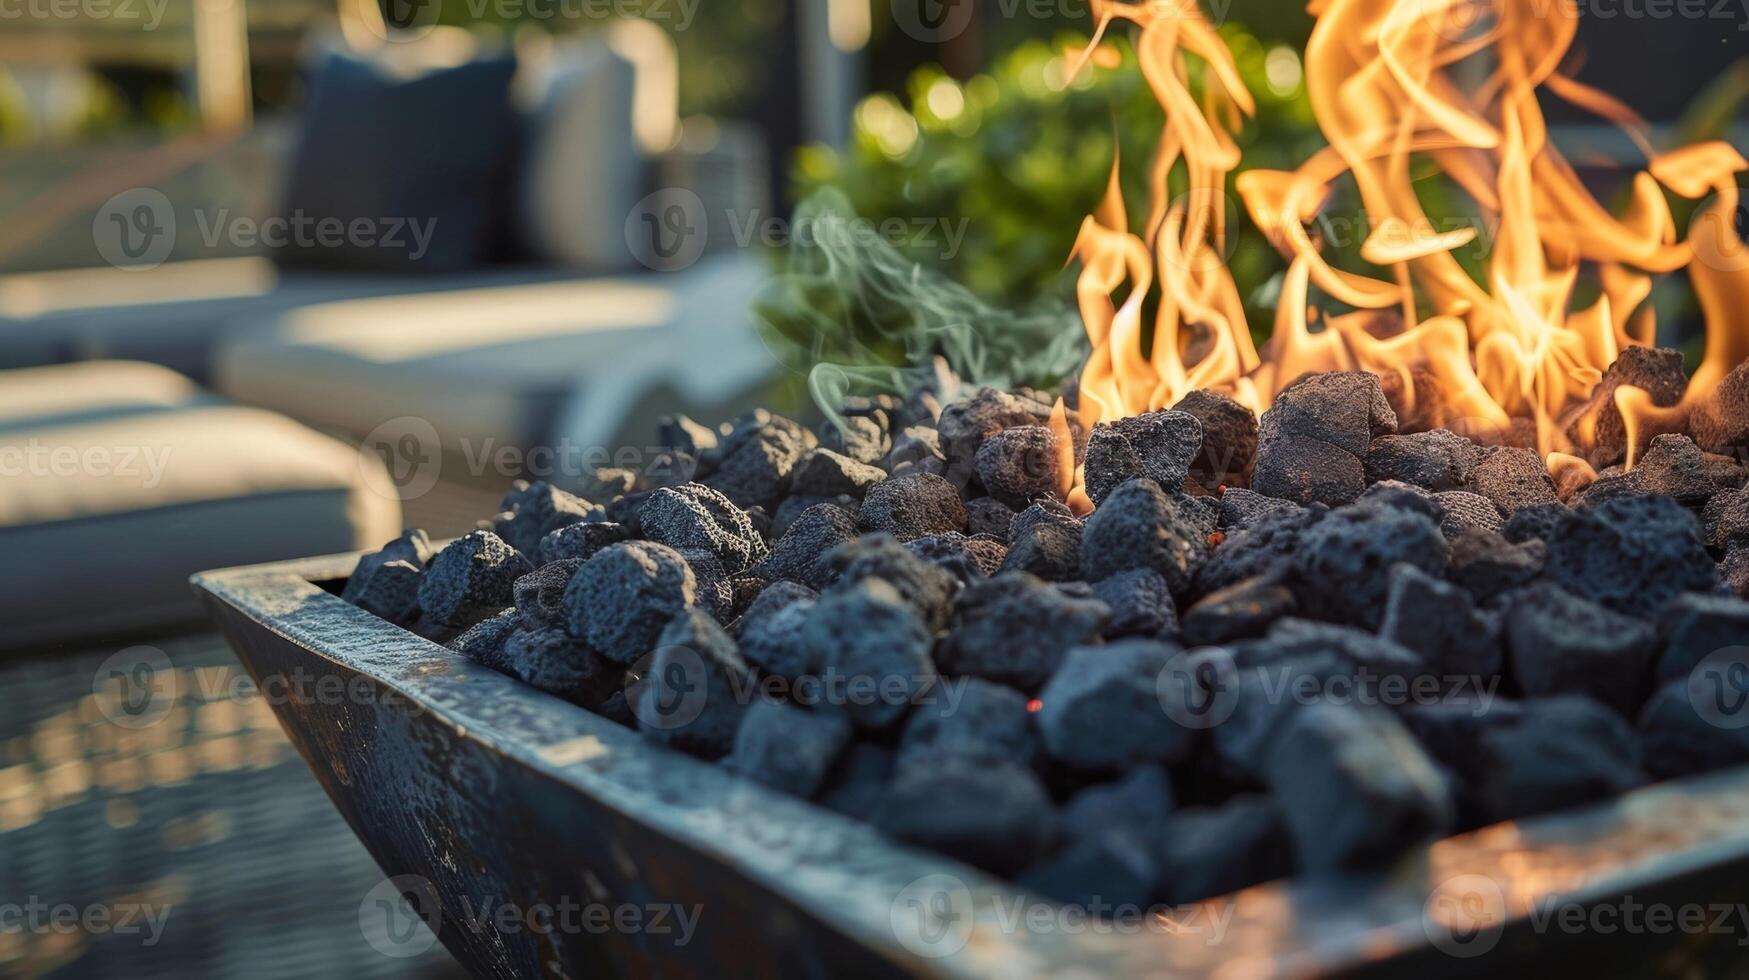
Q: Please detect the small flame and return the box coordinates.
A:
[1069,0,1749,473]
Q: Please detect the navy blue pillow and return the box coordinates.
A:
[275,51,519,273]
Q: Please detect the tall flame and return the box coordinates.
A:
[1071,0,1749,470]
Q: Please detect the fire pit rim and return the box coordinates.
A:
[192,550,1749,978]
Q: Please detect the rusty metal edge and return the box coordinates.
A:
[192,552,1749,979]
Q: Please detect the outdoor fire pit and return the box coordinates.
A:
[194,550,1749,978]
[196,0,1749,974]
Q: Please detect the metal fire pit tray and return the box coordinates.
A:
[193,551,1749,978]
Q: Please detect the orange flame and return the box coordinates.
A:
[1070,0,1749,472]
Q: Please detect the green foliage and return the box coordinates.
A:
[777,29,1322,396]
[753,188,1087,426]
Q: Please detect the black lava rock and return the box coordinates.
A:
[965,497,1016,539]
[1290,502,1448,629]
[1398,697,1524,826]
[802,578,936,729]
[1692,359,1749,456]
[1217,488,1304,530]
[1355,480,1443,522]
[789,448,887,499]
[1155,796,1295,905]
[1364,429,1479,492]
[562,540,697,665]
[1474,695,1645,822]
[704,420,808,510]
[936,386,1051,465]
[896,677,1037,770]
[1501,502,1569,546]
[344,528,434,624]
[1433,490,1505,540]
[1008,498,1081,544]
[1251,432,1367,506]
[1566,346,1687,466]
[1655,594,1749,683]
[734,579,818,680]
[417,530,534,632]
[1017,829,1160,912]
[823,533,959,631]
[1090,568,1178,639]
[940,573,1109,692]
[1708,488,1749,550]
[1081,478,1210,594]
[1262,702,1452,871]
[1037,640,1194,771]
[1263,371,1399,456]
[638,483,766,575]
[1635,434,1715,504]
[726,698,853,797]
[1503,583,1659,717]
[1083,410,1203,506]
[446,608,519,670]
[674,547,733,622]
[903,532,997,584]
[885,424,945,472]
[1181,575,1296,646]
[502,626,624,710]
[631,608,754,759]
[1447,529,1544,603]
[975,424,1062,508]
[871,759,1059,875]
[493,480,600,558]
[538,521,629,564]
[512,557,583,630]
[1173,389,1258,491]
[1196,503,1325,595]
[769,494,858,540]
[998,520,1083,581]
[1063,766,1176,841]
[757,502,859,589]
[1638,680,1749,780]
[1471,447,1560,516]
[1379,563,1502,680]
[1543,494,1717,618]
[818,742,895,816]
[859,472,969,542]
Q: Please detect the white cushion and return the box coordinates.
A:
[212,254,776,467]
[0,366,402,648]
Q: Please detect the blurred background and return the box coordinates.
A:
[0,0,1743,975]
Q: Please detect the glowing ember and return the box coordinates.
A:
[1067,0,1749,480]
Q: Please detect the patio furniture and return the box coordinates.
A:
[0,359,401,650]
